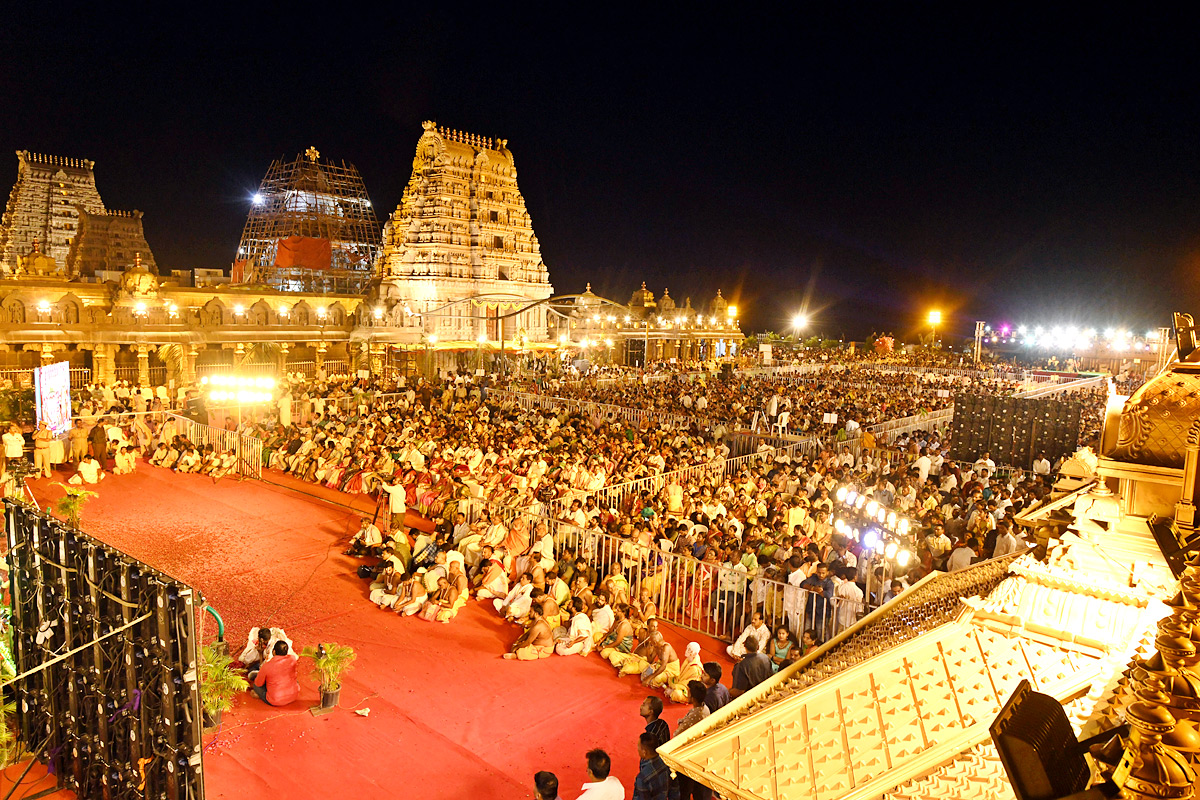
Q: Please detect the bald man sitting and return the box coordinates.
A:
[504,599,554,660]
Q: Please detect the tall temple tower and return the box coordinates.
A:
[378,122,553,343]
[0,151,106,274]
[234,147,381,294]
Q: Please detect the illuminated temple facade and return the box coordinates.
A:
[0,130,740,385]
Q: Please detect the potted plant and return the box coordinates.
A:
[301,642,355,710]
[200,642,248,729]
[54,484,97,529]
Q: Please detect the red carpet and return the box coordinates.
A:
[25,465,732,800]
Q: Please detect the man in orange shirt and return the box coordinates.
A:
[251,641,299,706]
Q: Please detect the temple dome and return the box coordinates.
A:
[1105,362,1200,470]
[629,282,655,309]
[658,288,676,313]
[709,289,728,317]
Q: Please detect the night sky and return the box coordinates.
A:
[2,10,1197,340]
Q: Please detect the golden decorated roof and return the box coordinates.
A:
[660,554,1163,800]
[1104,362,1200,470]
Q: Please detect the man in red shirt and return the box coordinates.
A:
[252,641,300,706]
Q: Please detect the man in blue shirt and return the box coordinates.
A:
[800,563,835,631]
[633,733,679,800]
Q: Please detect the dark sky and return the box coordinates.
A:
[2,9,1198,340]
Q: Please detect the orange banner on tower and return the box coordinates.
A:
[274,236,332,270]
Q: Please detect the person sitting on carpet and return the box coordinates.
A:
[394,572,429,615]
[239,626,295,681]
[148,443,170,467]
[251,640,299,707]
[369,564,405,608]
[554,598,593,656]
[210,449,238,481]
[664,642,704,703]
[590,593,615,645]
[174,447,201,473]
[347,517,384,557]
[504,599,554,660]
[597,604,636,663]
[639,632,680,688]
[494,571,535,621]
[418,575,460,622]
[113,445,138,475]
[474,550,510,600]
[68,454,105,485]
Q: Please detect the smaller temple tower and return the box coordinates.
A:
[234,147,381,293]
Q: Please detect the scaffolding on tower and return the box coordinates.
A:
[233,147,381,294]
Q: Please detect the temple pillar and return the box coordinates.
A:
[184,344,199,387]
[278,343,290,377]
[315,342,327,379]
[93,344,116,385]
[39,343,55,367]
[136,344,149,385]
[370,343,385,376]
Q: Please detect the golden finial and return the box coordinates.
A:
[305,146,320,162]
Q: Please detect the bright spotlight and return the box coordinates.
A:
[793,313,808,329]
[252,193,265,206]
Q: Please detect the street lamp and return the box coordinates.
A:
[928,310,942,348]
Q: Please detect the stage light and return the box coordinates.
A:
[862,530,879,550]
[134,301,147,316]
[836,486,848,502]
[793,313,809,329]
[477,334,487,343]
[252,193,264,205]
[897,519,910,536]
[834,519,845,534]
[896,549,912,567]
[877,507,887,523]
[866,500,878,517]
[316,307,327,319]
[884,541,898,559]
[428,334,438,344]
[37,299,50,312]
[887,512,897,528]
[928,310,942,325]
[845,491,858,505]
[373,306,384,320]
[727,305,738,318]
[855,495,866,510]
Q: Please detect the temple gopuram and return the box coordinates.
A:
[0,126,740,386]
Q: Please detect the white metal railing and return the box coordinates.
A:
[166,413,262,478]
[0,367,94,390]
[458,497,866,643]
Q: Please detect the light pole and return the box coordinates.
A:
[792,313,809,353]
[927,310,942,349]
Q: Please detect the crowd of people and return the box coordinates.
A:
[0,351,1104,799]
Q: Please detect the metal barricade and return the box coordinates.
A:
[459,497,864,644]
